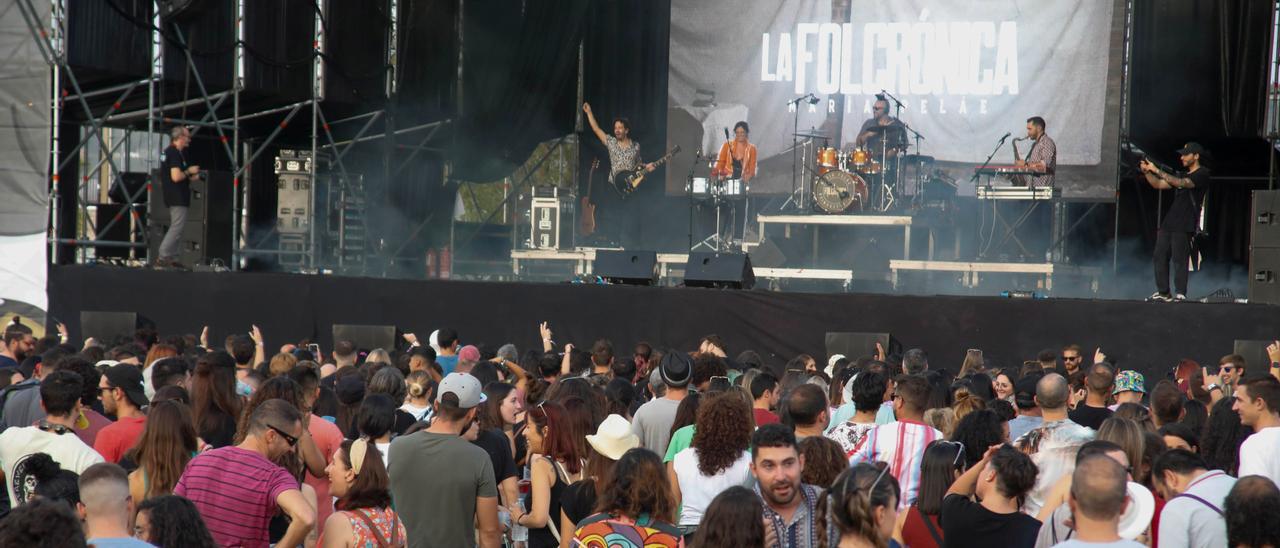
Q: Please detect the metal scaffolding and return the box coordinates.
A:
[22,0,450,273]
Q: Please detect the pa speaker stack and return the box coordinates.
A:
[684,253,755,289]
[1250,190,1280,305]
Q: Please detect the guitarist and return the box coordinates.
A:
[583,102,654,246]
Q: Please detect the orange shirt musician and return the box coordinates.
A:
[713,121,758,184]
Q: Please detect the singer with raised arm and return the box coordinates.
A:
[1013,116,1057,187]
[582,102,653,246]
[713,122,757,184]
[1139,142,1212,302]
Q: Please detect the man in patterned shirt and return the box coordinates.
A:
[1016,116,1057,187]
[583,102,654,246]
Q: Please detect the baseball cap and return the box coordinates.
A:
[336,374,366,405]
[437,372,487,408]
[1176,142,1205,155]
[103,364,149,409]
[659,352,692,388]
[1014,374,1041,409]
[1113,370,1146,395]
[458,345,481,362]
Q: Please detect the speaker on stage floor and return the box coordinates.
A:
[825,332,902,362]
[595,250,658,286]
[1250,247,1280,305]
[332,324,397,353]
[80,311,137,345]
[684,252,755,289]
[1234,339,1277,370]
[1252,190,1280,249]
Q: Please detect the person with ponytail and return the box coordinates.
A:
[319,438,406,547]
[818,462,902,548]
[400,371,434,423]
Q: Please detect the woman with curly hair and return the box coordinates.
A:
[798,436,847,487]
[669,391,753,533]
[949,409,1006,466]
[126,400,198,501]
[571,448,682,547]
[818,462,902,548]
[692,485,765,548]
[135,495,218,548]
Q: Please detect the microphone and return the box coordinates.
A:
[724,128,731,140]
[998,132,1011,143]
[807,93,820,105]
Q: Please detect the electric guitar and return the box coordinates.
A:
[580,158,599,236]
[615,145,681,196]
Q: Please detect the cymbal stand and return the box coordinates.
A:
[693,193,729,251]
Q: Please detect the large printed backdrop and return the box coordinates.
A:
[667,0,1122,200]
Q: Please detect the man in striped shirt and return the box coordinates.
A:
[1017,116,1057,188]
[176,399,315,548]
[849,375,942,508]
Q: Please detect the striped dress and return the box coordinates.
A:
[848,419,942,509]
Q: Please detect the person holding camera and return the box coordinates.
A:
[1139,142,1212,302]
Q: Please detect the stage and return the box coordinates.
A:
[49,265,1280,381]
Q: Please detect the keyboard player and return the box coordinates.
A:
[1013,116,1057,187]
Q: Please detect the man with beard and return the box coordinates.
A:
[752,423,821,548]
[1139,142,1212,302]
[0,321,34,370]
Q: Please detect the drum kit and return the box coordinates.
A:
[801,124,919,215]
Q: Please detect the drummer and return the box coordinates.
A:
[714,121,757,184]
[855,98,908,156]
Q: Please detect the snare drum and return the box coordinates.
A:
[817,147,841,174]
[688,177,711,196]
[718,178,746,197]
[849,147,872,168]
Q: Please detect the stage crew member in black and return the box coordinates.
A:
[582,102,653,246]
[1140,142,1211,302]
[157,126,202,269]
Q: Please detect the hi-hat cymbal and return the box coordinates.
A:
[793,132,830,139]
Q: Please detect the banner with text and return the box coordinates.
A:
[667,0,1118,198]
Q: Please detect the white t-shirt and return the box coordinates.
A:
[0,425,105,507]
[1238,426,1280,485]
[400,402,431,423]
[672,447,752,526]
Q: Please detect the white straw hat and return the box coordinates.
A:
[586,414,640,461]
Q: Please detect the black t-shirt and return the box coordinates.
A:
[1160,166,1211,233]
[471,428,518,483]
[1068,404,1113,430]
[392,409,416,436]
[160,145,191,208]
[939,494,1041,548]
[561,479,599,525]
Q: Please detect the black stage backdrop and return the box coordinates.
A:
[1123,0,1275,268]
[51,266,1280,382]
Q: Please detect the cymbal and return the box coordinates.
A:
[793,132,830,139]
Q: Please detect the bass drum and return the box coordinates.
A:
[813,171,868,214]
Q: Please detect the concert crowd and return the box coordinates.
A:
[1,317,1279,548]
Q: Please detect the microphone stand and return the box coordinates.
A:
[687,150,702,251]
[785,94,816,212]
[971,135,1011,185]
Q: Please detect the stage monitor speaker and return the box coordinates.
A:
[109,172,150,205]
[595,250,658,285]
[1249,247,1280,305]
[80,311,137,345]
[684,253,755,289]
[332,324,397,353]
[1252,190,1280,248]
[93,205,145,260]
[825,332,902,363]
[1233,340,1276,371]
[750,238,787,268]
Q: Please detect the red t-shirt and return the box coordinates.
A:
[303,414,344,528]
[753,407,780,426]
[93,415,147,463]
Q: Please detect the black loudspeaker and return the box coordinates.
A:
[80,311,137,345]
[1252,190,1280,248]
[1234,340,1276,370]
[684,253,755,289]
[109,172,150,205]
[751,238,787,268]
[825,332,902,361]
[595,250,657,285]
[93,205,145,260]
[148,171,233,265]
[1249,247,1280,305]
[332,324,397,353]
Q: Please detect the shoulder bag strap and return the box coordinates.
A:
[918,509,944,546]
[1173,493,1225,516]
[351,508,394,548]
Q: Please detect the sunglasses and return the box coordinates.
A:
[1063,355,1082,361]
[946,441,966,466]
[268,425,299,447]
[1219,366,1235,373]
